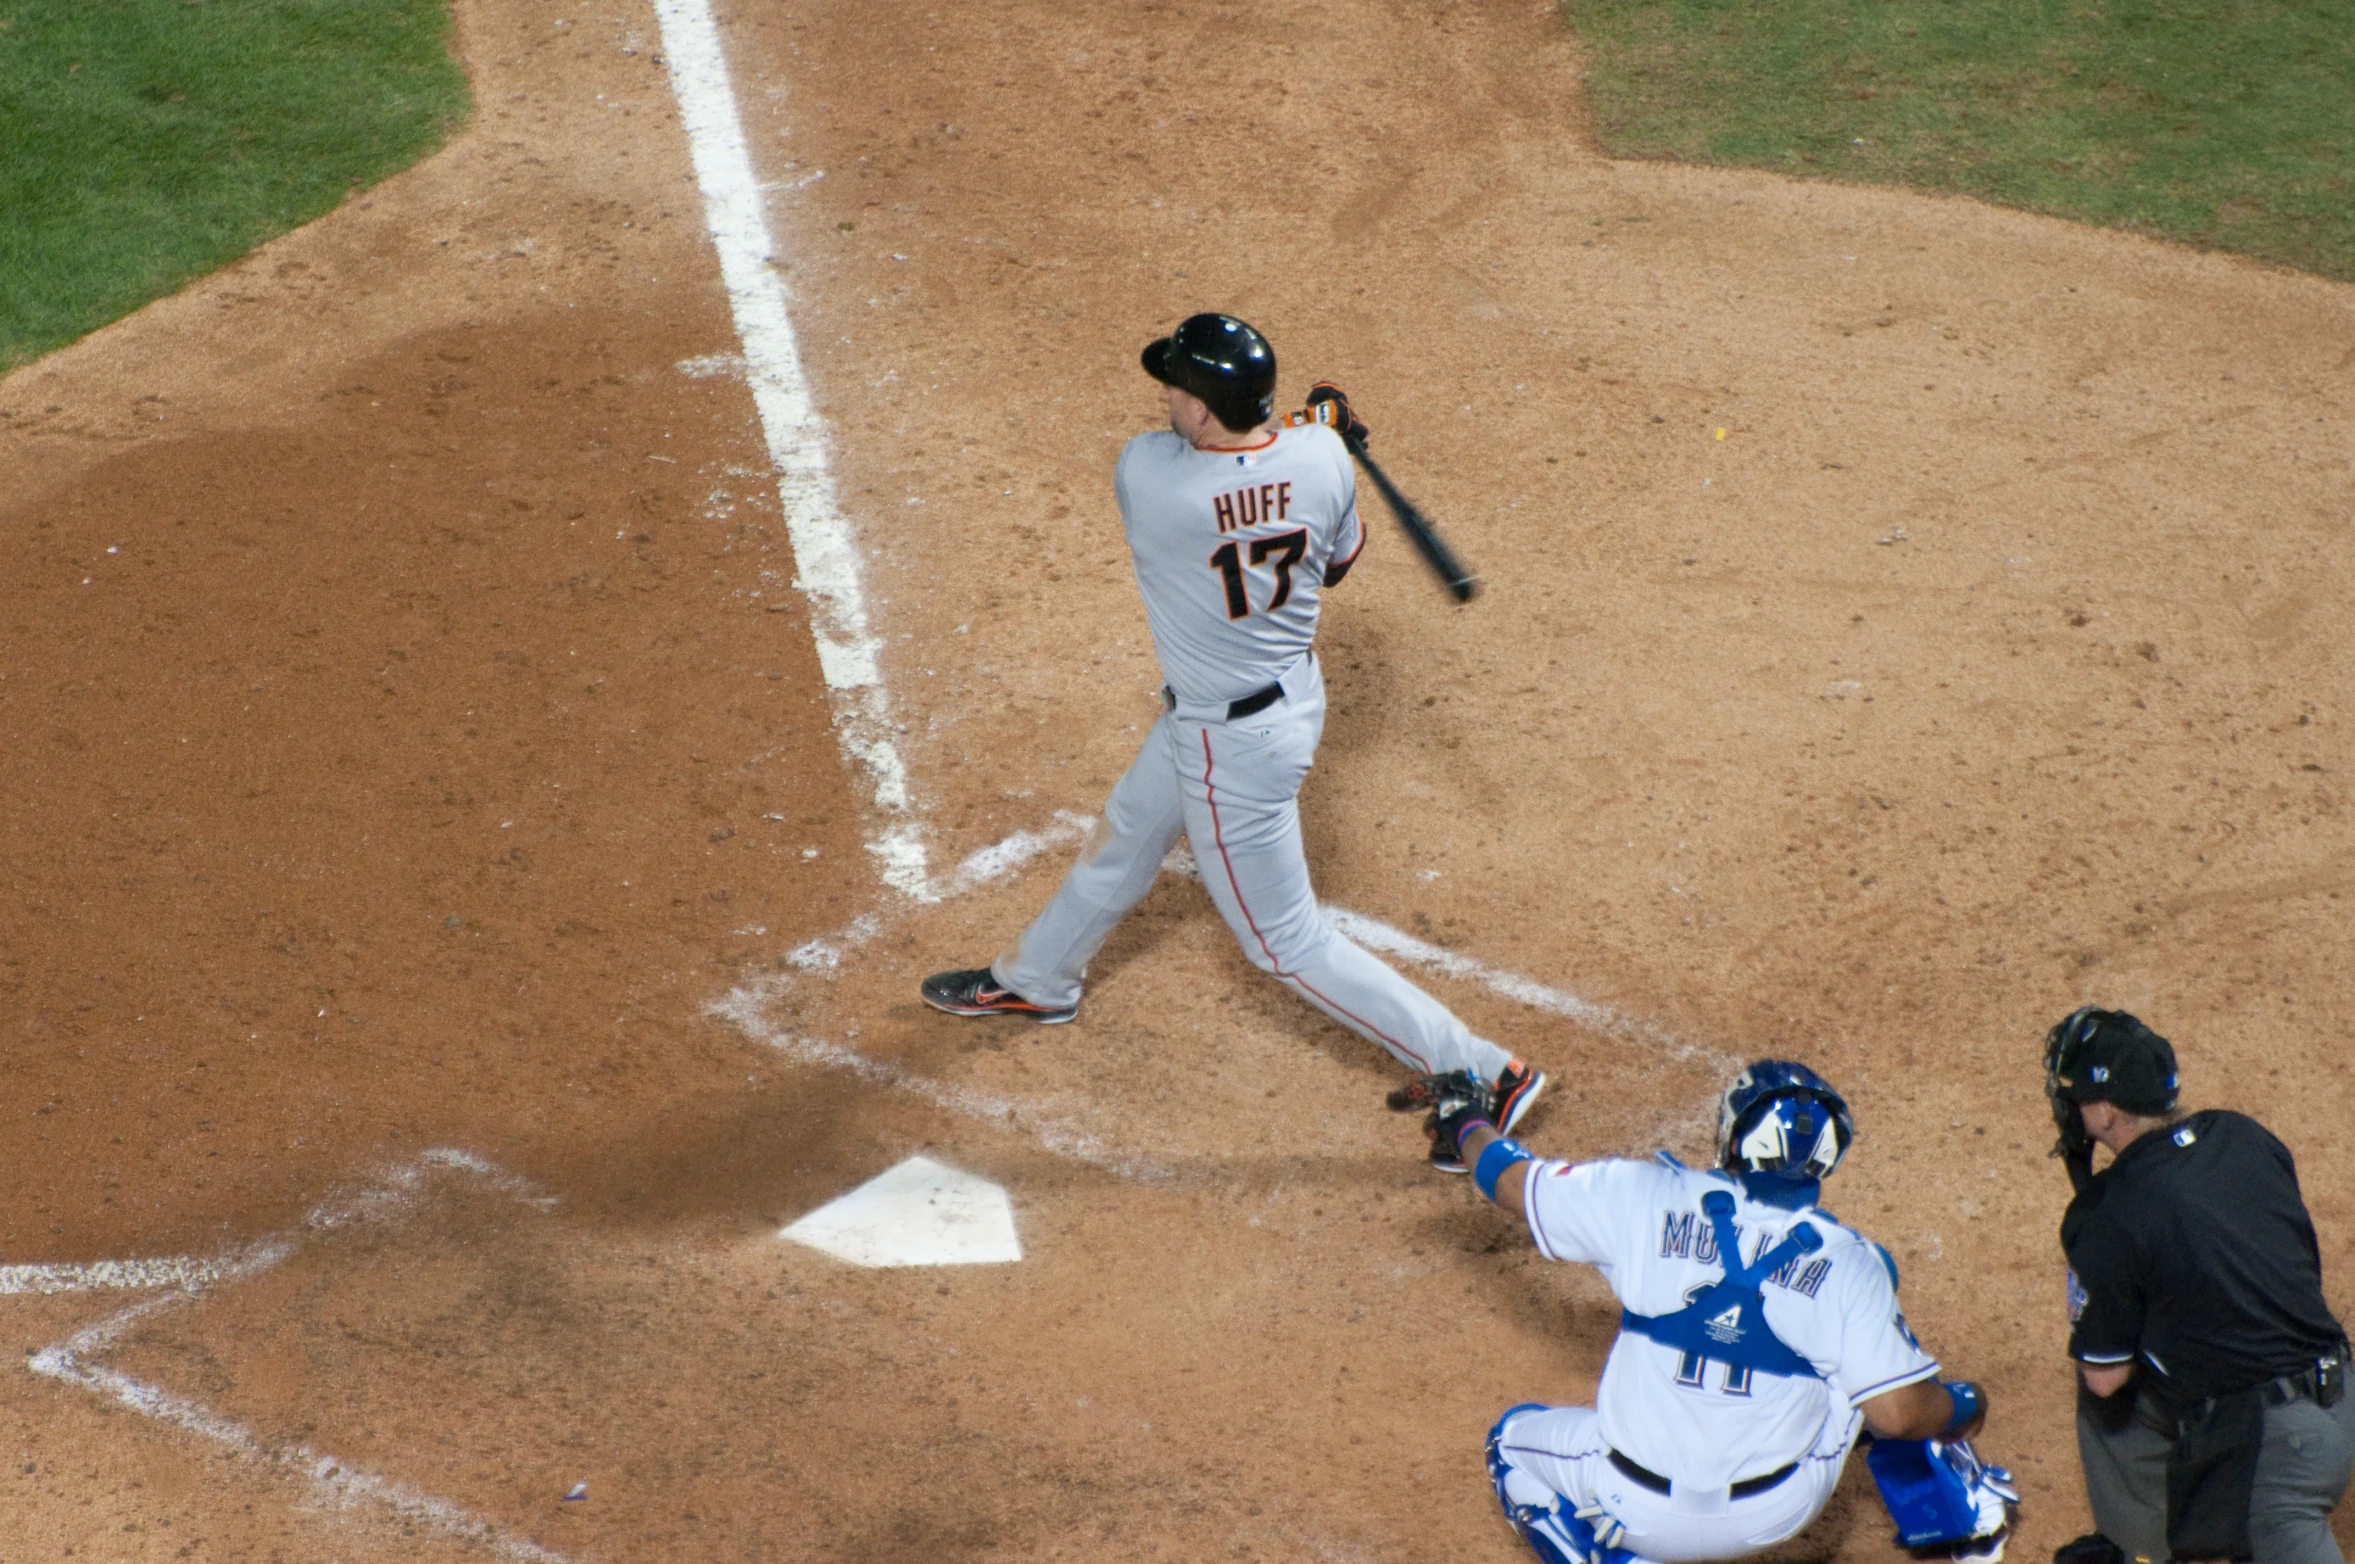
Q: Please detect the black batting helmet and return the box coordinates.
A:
[1141,313,1276,433]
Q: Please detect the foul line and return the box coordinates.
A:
[652,0,928,899]
[20,1153,568,1564]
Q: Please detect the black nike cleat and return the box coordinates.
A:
[1429,1060,1546,1173]
[919,968,1078,1024]
[1495,1058,1547,1136]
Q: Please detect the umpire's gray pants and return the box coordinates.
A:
[2079,1394,2355,1564]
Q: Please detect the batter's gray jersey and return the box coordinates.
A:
[1115,423,1364,706]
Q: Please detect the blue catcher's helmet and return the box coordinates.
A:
[1716,1061,1854,1180]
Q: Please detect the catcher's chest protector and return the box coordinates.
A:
[1620,1190,1827,1382]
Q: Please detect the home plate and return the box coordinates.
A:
[781,1156,1022,1267]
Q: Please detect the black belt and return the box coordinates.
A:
[1608,1449,1798,1501]
[1162,680,1284,721]
[2260,1353,2345,1409]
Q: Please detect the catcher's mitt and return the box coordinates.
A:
[1387,1069,1499,1157]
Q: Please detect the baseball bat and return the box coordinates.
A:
[1343,431,1478,603]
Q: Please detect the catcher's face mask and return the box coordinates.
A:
[2044,1006,2179,1167]
[2044,1007,2104,1161]
[1717,1060,1853,1179]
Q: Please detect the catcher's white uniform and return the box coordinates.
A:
[1491,1156,1938,1564]
[991,419,1511,1081]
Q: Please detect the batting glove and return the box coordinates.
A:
[1305,381,1370,447]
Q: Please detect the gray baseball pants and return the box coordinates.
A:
[991,656,1510,1081]
[2078,1393,2355,1564]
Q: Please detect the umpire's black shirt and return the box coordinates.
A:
[2063,1108,2342,1404]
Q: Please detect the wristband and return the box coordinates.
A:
[1474,1135,1535,1201]
[1941,1380,1984,1436]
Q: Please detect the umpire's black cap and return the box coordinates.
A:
[2045,1007,2180,1116]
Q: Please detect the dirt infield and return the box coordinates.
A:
[5,0,2355,1558]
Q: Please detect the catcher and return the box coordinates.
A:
[1393,1061,2018,1564]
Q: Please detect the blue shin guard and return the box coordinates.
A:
[1865,1437,2018,1553]
[1486,1405,1635,1564]
[1486,1403,1552,1491]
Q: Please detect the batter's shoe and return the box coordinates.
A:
[919,968,1078,1024]
[1495,1058,1547,1136]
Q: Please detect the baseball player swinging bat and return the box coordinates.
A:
[918,313,1544,1156]
[1299,385,1478,603]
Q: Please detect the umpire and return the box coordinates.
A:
[2045,1007,2353,1564]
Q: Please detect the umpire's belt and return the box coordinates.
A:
[1608,1449,1798,1501]
[2251,1356,2346,1411]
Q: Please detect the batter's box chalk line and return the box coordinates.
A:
[17,1150,571,1564]
[711,825,1730,1182]
[1,1254,250,1296]
[1320,906,1736,1070]
[711,981,1173,1183]
[776,814,1094,982]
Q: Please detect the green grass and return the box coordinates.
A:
[0,0,467,371]
[1566,0,2355,282]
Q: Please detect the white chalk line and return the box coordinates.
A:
[783,910,883,975]
[1,1255,243,1296]
[712,827,1726,1178]
[716,814,1180,1178]
[933,810,1093,901]
[1157,844,1727,1068]
[1321,907,1735,1070]
[712,983,1171,1182]
[21,1152,569,1564]
[651,0,930,900]
[777,814,1093,978]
